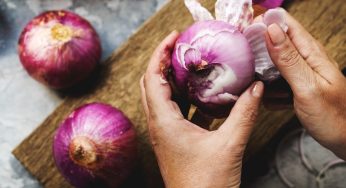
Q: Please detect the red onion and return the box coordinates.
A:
[172,21,254,118]
[171,0,288,117]
[53,103,137,188]
[18,10,101,89]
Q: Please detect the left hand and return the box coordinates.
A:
[140,31,264,188]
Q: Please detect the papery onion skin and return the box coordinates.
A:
[171,20,254,118]
[18,10,101,89]
[53,103,137,188]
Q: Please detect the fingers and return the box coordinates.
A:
[284,11,326,59]
[255,9,338,83]
[280,10,338,82]
[144,31,180,118]
[266,23,318,95]
[218,81,264,146]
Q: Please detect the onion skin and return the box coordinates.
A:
[171,20,254,118]
[53,103,137,188]
[18,10,101,89]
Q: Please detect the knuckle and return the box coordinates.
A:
[148,115,171,131]
[294,80,320,102]
[279,48,301,68]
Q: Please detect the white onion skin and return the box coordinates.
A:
[171,20,255,118]
[18,10,101,89]
[53,103,137,188]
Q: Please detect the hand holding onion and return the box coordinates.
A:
[264,10,346,160]
[140,31,264,187]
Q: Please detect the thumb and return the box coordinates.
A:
[266,24,315,95]
[218,81,264,146]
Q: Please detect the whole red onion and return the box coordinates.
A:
[172,21,254,118]
[18,10,101,89]
[53,103,137,188]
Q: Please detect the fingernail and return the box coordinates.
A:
[268,24,286,46]
[251,81,263,97]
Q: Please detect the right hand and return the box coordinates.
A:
[265,10,346,159]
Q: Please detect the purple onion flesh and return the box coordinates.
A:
[53,103,137,188]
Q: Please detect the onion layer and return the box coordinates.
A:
[53,103,137,188]
[171,20,254,118]
[18,10,101,89]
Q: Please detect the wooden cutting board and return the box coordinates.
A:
[12,0,346,187]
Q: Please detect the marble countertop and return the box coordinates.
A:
[0,0,166,187]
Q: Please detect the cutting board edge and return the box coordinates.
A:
[11,0,175,157]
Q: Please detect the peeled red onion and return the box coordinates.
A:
[18,10,101,89]
[171,0,289,117]
[53,103,137,188]
[172,21,254,118]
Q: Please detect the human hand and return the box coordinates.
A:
[265,10,346,159]
[140,31,264,188]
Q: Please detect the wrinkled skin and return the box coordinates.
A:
[264,10,346,159]
[140,31,264,188]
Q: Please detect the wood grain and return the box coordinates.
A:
[13,0,346,187]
